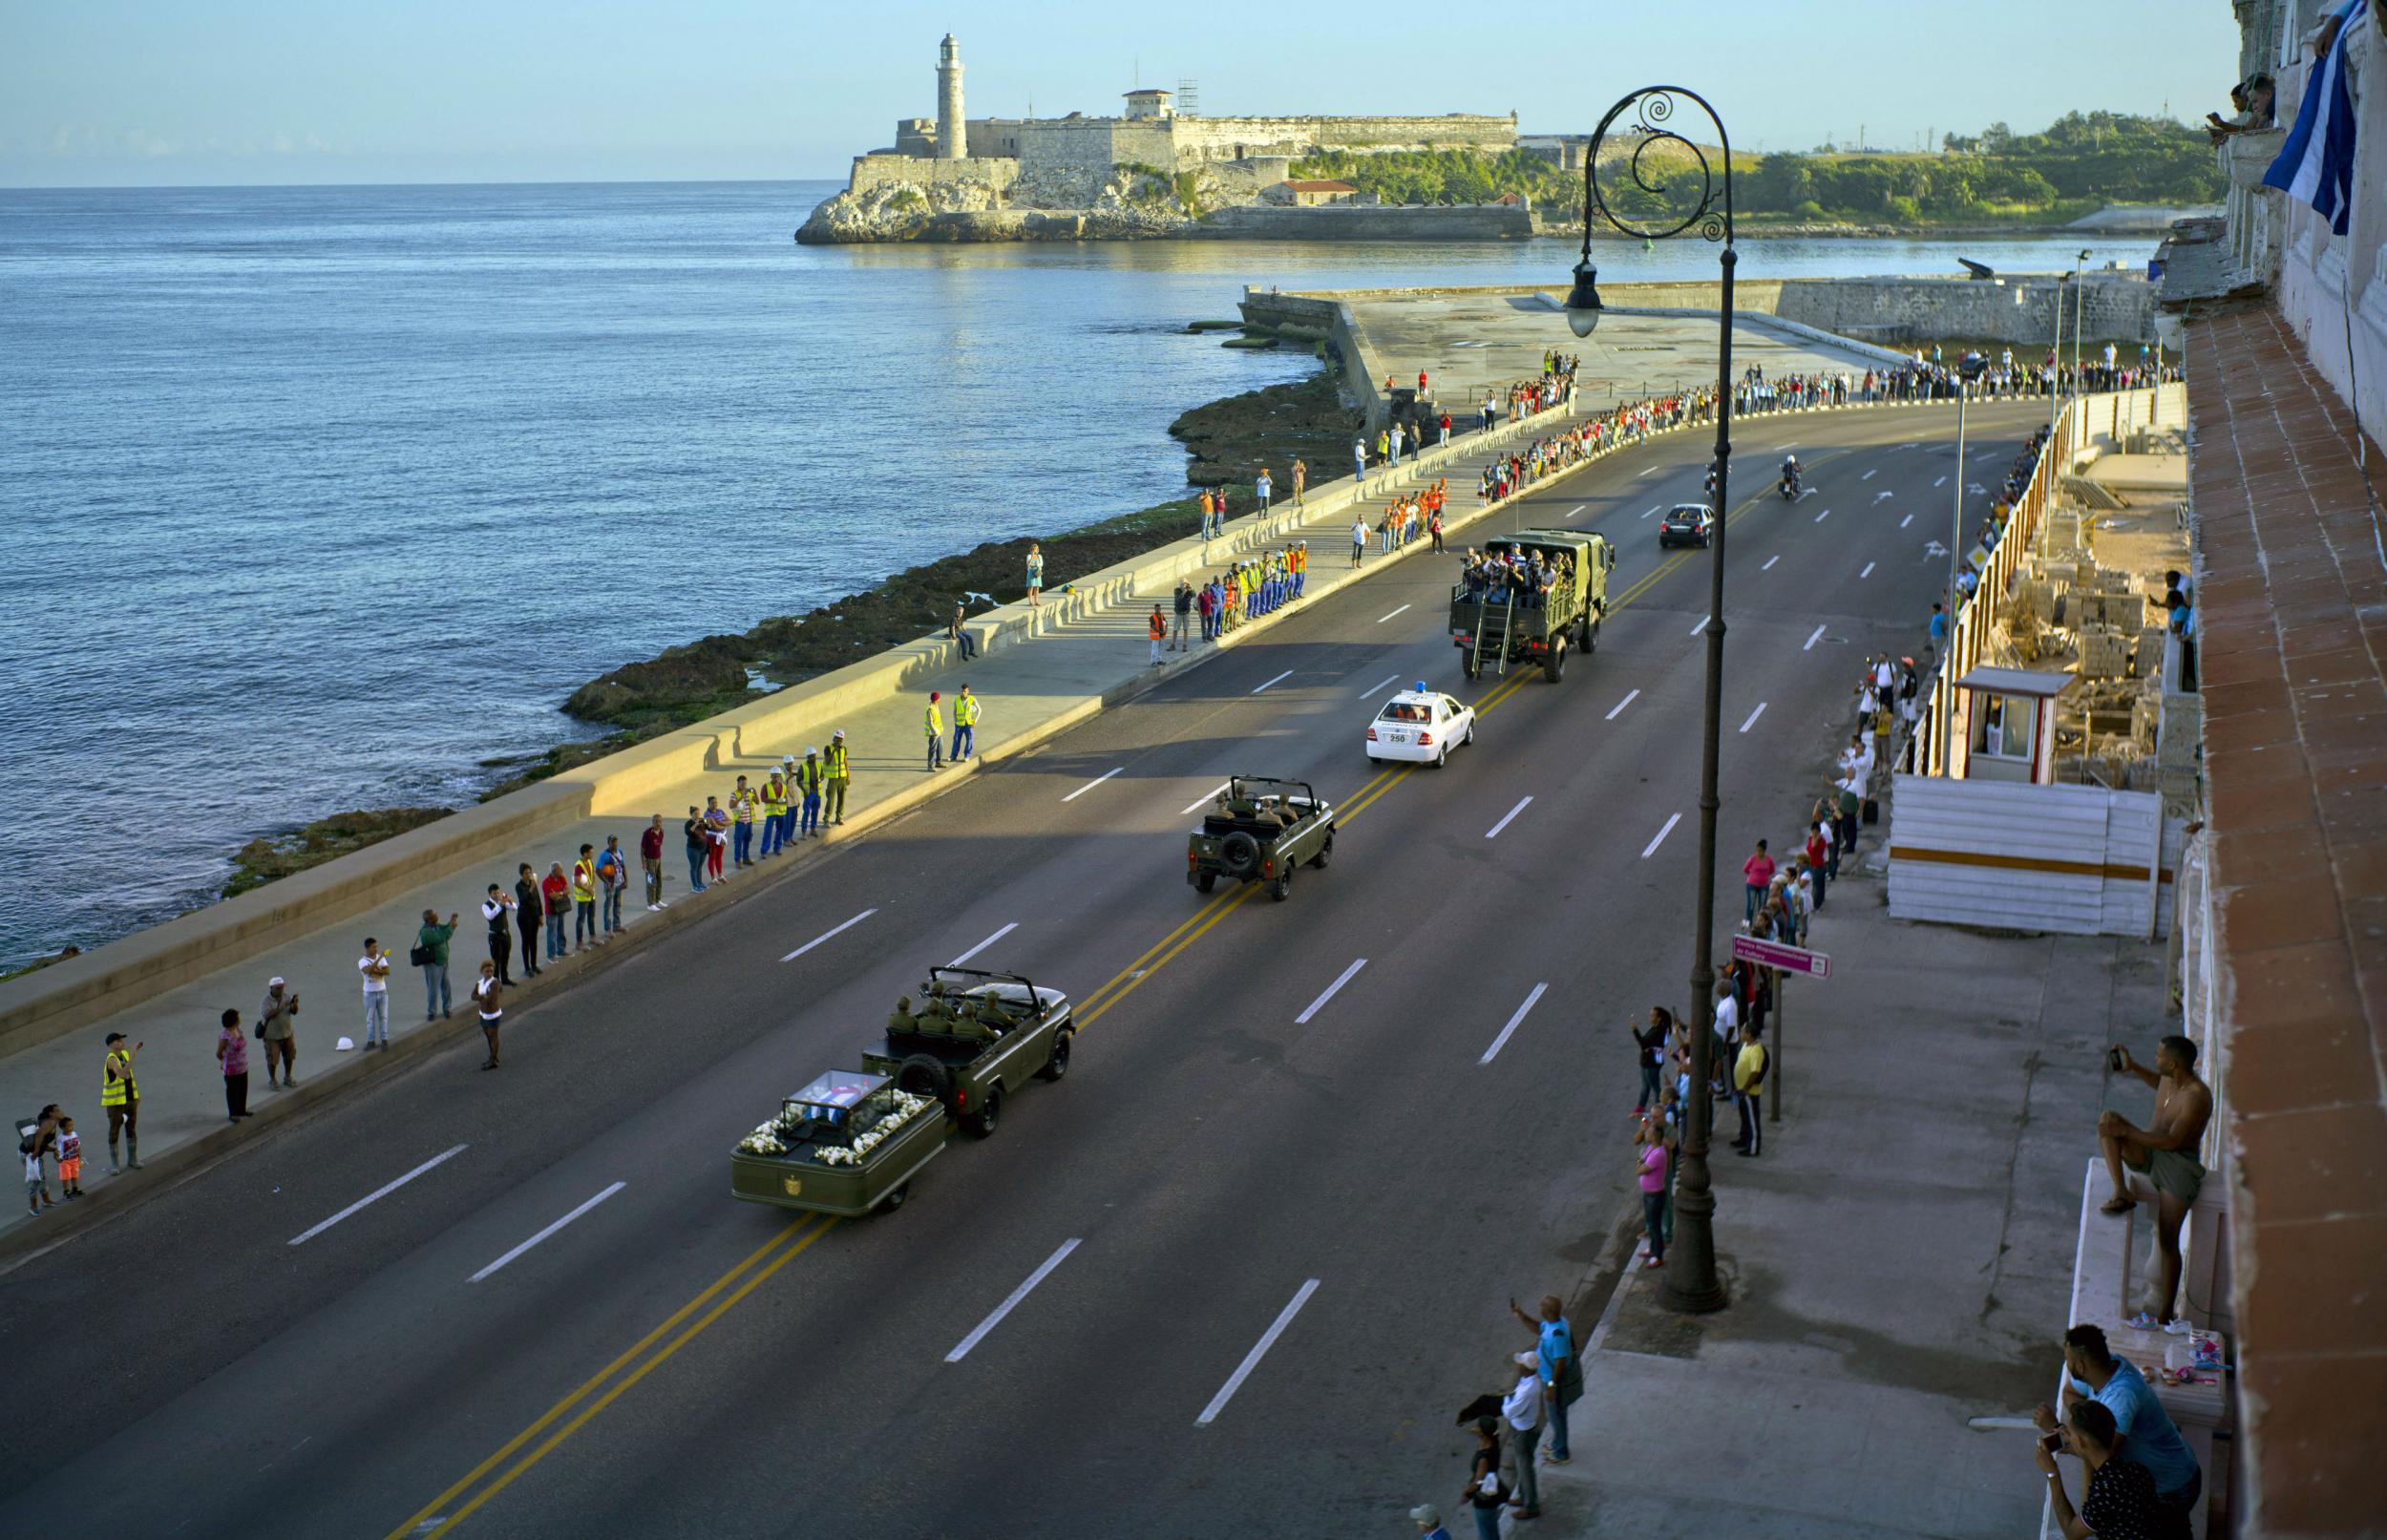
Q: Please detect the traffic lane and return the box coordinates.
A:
[436,697,1685,1537]
[0,463,1574,1502]
[265,411,1938,1537]
[4,406,1976,1508]
[608,545,1880,1533]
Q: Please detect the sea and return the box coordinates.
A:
[0,178,2158,967]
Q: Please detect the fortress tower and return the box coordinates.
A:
[935,34,964,159]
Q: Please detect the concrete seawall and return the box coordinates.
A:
[1248,273,2156,348]
[1196,204,1531,241]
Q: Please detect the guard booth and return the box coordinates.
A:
[1952,666,2070,783]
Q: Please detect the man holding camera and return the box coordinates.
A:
[2098,1035,2213,1330]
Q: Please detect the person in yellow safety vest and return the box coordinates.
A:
[101,1031,141,1171]
[795,748,827,839]
[729,774,758,868]
[823,731,850,826]
[760,772,790,858]
[952,685,981,763]
[571,845,600,949]
[924,691,945,772]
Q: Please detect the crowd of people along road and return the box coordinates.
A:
[1616,648,1913,1277]
[1352,353,1580,490]
[1172,541,1310,649]
[16,727,884,1201]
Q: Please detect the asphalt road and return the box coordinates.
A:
[1,400,2049,1539]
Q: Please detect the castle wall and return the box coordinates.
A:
[1016,119,1180,178]
[849,153,1019,198]
[1171,113,1517,164]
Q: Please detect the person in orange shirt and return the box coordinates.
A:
[1149,604,1167,666]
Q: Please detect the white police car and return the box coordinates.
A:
[1364,683,1476,768]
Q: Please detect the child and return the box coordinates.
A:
[55,1115,83,1199]
[22,1118,53,1216]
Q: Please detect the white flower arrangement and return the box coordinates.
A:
[807,1089,935,1166]
[736,1121,789,1156]
[737,1090,937,1164]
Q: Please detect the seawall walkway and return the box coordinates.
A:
[1,368,1975,1254]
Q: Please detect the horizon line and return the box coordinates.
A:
[2,173,857,194]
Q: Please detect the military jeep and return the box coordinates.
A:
[1187,776,1334,901]
[863,966,1072,1141]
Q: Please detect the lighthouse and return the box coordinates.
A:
[936,34,964,160]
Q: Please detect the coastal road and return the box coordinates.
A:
[0,401,2048,1538]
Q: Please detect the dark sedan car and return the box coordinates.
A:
[1658,503,1716,548]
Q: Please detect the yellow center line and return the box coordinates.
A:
[381,1214,831,1540]
[414,1213,842,1537]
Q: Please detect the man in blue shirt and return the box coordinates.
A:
[2034,1323,2201,1528]
[1509,1294,1577,1465]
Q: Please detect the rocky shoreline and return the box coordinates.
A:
[214,359,1361,891]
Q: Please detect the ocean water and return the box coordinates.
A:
[0,179,2156,966]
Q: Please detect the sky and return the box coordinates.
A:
[1,0,2245,187]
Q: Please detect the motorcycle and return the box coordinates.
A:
[1779,472,1800,500]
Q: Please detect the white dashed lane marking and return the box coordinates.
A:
[1642,812,1682,858]
[783,908,879,962]
[1485,797,1533,840]
[1605,688,1640,721]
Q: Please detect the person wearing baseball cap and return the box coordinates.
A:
[924,691,944,771]
[101,1032,141,1171]
[260,974,301,1089]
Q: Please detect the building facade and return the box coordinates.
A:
[848,35,1517,200]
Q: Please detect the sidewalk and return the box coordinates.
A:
[1520,854,2171,1538]
[0,402,1573,1250]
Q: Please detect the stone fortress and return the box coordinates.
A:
[797,34,1528,243]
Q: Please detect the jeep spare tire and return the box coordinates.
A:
[896,1054,953,1104]
[1219,831,1262,879]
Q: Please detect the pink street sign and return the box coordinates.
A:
[1731,934,1831,979]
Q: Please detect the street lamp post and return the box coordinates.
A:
[1563,85,1733,1315]
[1939,353,1990,776]
[2071,248,2090,385]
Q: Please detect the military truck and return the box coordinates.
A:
[1449,530,1616,682]
[728,966,1071,1215]
[1187,776,1334,901]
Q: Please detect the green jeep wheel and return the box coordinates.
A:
[1270,866,1294,901]
[1038,1028,1073,1081]
[963,1086,1002,1139]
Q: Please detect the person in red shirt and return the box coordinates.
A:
[1417,369,1428,394]
[1741,839,1775,924]
[539,863,570,963]
[1804,824,1831,908]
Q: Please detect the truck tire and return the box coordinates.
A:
[1309,834,1332,869]
[1581,618,1598,654]
[1462,656,1480,682]
[1543,643,1567,683]
[877,1182,910,1213]
[1037,1028,1073,1081]
[1270,866,1294,901]
[963,1086,1001,1138]
[1194,872,1216,894]
[1219,831,1261,879]
[896,1054,952,1105]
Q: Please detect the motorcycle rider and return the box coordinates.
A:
[1779,454,1800,497]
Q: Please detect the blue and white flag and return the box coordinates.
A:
[2265,0,2368,234]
